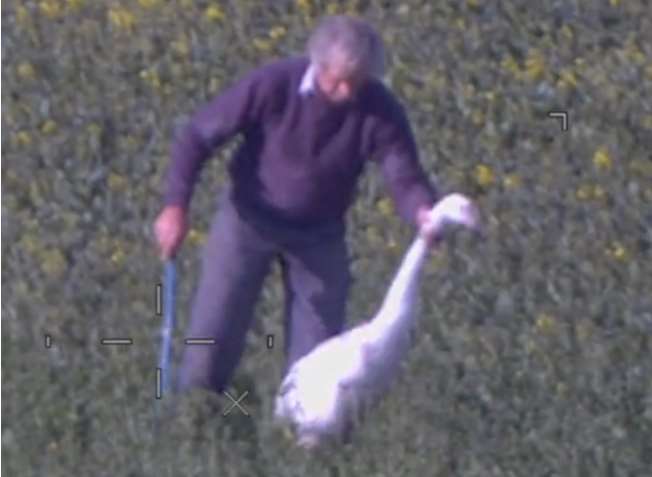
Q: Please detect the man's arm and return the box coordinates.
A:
[155,66,269,259]
[371,99,438,227]
[164,67,267,209]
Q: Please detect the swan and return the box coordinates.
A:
[273,193,481,449]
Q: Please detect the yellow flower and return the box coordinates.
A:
[253,38,272,53]
[66,0,84,10]
[87,123,102,136]
[187,228,206,246]
[606,241,628,261]
[41,120,57,134]
[501,55,520,76]
[140,69,161,89]
[557,69,578,89]
[208,77,222,94]
[110,249,126,265]
[15,131,32,147]
[592,185,607,201]
[108,7,136,30]
[503,174,522,189]
[326,2,340,14]
[21,229,38,251]
[17,62,36,80]
[296,0,311,11]
[16,5,30,25]
[204,5,225,21]
[172,37,190,57]
[612,246,628,261]
[42,249,67,278]
[561,25,574,40]
[576,184,592,201]
[610,0,621,6]
[484,91,497,102]
[269,26,287,41]
[19,234,40,255]
[471,109,485,126]
[138,0,161,8]
[474,164,495,187]
[555,382,568,397]
[376,197,393,216]
[108,173,128,192]
[365,226,382,245]
[536,313,556,335]
[593,147,613,171]
[345,0,363,15]
[40,0,63,19]
[524,49,546,81]
[624,43,646,65]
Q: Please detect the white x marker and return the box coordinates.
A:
[222,390,250,416]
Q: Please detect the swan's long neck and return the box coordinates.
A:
[369,235,430,331]
[366,210,447,337]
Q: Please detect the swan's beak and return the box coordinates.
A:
[467,206,482,232]
[470,220,487,241]
[425,194,485,242]
[464,205,486,240]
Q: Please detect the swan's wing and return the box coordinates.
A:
[277,373,295,397]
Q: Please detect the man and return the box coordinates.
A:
[154,15,439,395]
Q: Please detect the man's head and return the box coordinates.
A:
[307,15,385,104]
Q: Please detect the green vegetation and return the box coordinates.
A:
[2,0,651,475]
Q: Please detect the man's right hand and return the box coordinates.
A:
[154,205,189,260]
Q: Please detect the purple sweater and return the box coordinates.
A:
[165,56,437,227]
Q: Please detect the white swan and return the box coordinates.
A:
[273,193,481,449]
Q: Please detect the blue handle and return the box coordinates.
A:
[158,259,177,394]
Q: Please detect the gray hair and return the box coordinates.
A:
[307,15,386,79]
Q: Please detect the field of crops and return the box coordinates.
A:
[2,0,651,475]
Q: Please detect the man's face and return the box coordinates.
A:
[315,60,367,104]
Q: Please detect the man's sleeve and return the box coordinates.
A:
[371,98,438,227]
[164,67,267,209]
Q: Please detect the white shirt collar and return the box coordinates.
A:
[299,63,317,96]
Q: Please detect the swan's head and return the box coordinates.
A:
[422,193,480,239]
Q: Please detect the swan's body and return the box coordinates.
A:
[274,194,479,449]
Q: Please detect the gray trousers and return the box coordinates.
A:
[177,189,352,394]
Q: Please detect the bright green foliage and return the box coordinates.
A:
[2,0,651,475]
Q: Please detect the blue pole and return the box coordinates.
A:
[158,259,177,395]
